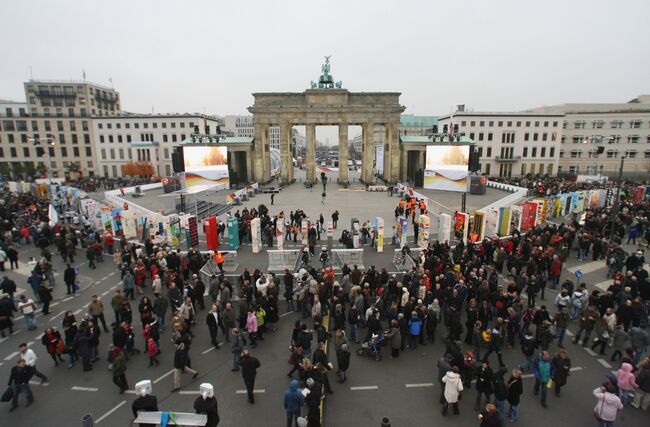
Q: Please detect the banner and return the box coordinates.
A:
[520,204,531,232]
[417,215,429,249]
[122,209,137,239]
[569,192,578,214]
[301,219,309,245]
[276,216,285,251]
[374,217,385,252]
[510,205,522,232]
[485,209,499,238]
[498,207,511,236]
[453,212,469,243]
[251,217,262,253]
[634,186,645,204]
[438,213,452,243]
[399,216,408,248]
[423,145,470,192]
[470,211,485,242]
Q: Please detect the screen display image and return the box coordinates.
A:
[182,146,229,188]
[423,145,469,192]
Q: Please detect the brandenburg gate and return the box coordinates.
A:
[248,58,405,185]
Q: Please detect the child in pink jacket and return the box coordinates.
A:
[617,362,638,404]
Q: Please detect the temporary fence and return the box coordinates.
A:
[267,249,300,271]
[332,248,364,270]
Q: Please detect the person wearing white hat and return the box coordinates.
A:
[194,383,220,427]
[132,379,158,427]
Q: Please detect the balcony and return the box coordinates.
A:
[494,156,521,162]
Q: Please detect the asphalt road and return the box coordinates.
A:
[0,235,648,426]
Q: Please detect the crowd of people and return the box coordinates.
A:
[1,177,650,427]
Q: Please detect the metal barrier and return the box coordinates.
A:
[332,248,364,270]
[392,248,424,271]
[268,249,300,271]
[133,412,207,426]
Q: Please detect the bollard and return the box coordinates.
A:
[380,417,391,427]
[81,414,94,427]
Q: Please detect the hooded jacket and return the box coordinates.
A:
[442,371,464,403]
[284,380,305,413]
[616,363,638,391]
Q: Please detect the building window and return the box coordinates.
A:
[60,147,67,157]
[134,123,139,129]
[116,123,121,129]
[542,133,548,141]
[611,120,623,128]
[164,148,169,159]
[533,133,538,141]
[522,147,528,157]
[118,135,123,143]
[98,123,103,129]
[535,121,540,127]
[110,149,115,159]
[470,132,475,140]
[611,135,621,144]
[119,148,124,159]
[72,134,78,144]
[627,150,638,158]
[478,133,484,141]
[532,147,537,157]
[59,134,65,144]
[644,150,650,159]
[23,147,30,157]
[99,135,105,143]
[85,147,92,156]
[524,133,529,141]
[163,134,168,142]
[73,147,80,157]
[84,134,90,144]
[461,121,466,126]
[479,121,484,127]
[498,121,503,127]
[10,147,17,157]
[507,121,512,127]
[486,147,492,157]
[628,136,639,144]
[172,134,177,142]
[551,132,557,141]
[171,122,176,128]
[127,135,132,143]
[630,120,641,128]
[593,120,604,129]
[540,147,546,157]
[606,150,618,158]
[570,150,581,158]
[549,147,555,157]
[478,147,483,156]
[143,123,148,129]
[572,136,582,144]
[516,121,521,127]
[543,121,548,127]
[153,122,158,128]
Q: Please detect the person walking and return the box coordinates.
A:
[122,270,136,301]
[506,369,523,422]
[64,264,76,295]
[442,366,463,416]
[7,358,34,412]
[238,349,261,403]
[206,304,221,349]
[478,403,501,427]
[111,346,128,393]
[336,343,351,383]
[246,310,258,348]
[593,383,623,427]
[284,379,305,427]
[36,283,52,315]
[18,343,48,384]
[88,295,109,333]
[230,328,245,371]
[492,369,508,425]
[385,320,402,358]
[475,361,494,412]
[0,294,14,337]
[41,327,64,366]
[551,350,571,396]
[632,359,650,410]
[17,295,37,331]
[172,337,199,392]
[532,350,552,408]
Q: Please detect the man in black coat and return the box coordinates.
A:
[131,381,158,427]
[64,264,76,295]
[237,350,260,403]
[8,358,34,411]
[206,304,221,349]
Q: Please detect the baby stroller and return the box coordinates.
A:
[356,333,383,361]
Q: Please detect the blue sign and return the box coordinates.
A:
[575,270,583,279]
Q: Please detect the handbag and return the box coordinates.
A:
[1,386,14,402]
[56,340,65,354]
[594,393,605,421]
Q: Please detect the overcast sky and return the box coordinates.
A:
[2,0,649,141]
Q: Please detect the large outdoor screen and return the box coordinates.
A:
[182,146,229,188]
[424,145,469,192]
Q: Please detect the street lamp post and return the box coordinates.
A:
[608,155,626,244]
[28,137,56,180]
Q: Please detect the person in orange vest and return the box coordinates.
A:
[419,199,426,214]
[213,251,225,273]
[399,199,405,209]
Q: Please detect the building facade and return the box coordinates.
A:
[437,111,564,177]
[528,95,650,177]
[0,80,120,177]
[224,115,255,138]
[93,114,224,178]
[399,114,437,136]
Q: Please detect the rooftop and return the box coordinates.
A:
[95,112,224,121]
[437,111,563,120]
[400,114,437,127]
[527,95,650,114]
[181,136,253,145]
[400,135,475,145]
[25,79,117,92]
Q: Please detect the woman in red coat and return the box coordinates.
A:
[550,255,562,289]
[41,327,64,366]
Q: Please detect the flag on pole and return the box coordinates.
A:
[48,204,59,227]
[82,69,86,80]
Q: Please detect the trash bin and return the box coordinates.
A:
[380,417,391,427]
[81,414,94,427]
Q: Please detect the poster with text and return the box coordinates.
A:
[423,145,469,192]
[498,207,511,236]
[520,204,531,232]
[485,209,499,238]
[510,205,523,233]
[453,212,469,243]
[183,146,230,188]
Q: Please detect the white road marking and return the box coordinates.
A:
[584,347,598,356]
[63,297,74,302]
[405,383,434,388]
[101,291,109,297]
[593,280,612,292]
[4,351,19,361]
[109,285,118,290]
[35,333,44,339]
[153,369,175,384]
[50,302,59,308]
[566,330,574,337]
[95,400,127,424]
[123,390,137,394]
[597,359,613,368]
[26,341,34,347]
[73,308,83,315]
[28,380,49,387]
[0,337,7,344]
[12,329,22,335]
[280,312,293,318]
[50,310,66,321]
[179,390,201,395]
[235,389,266,394]
[350,386,378,391]
[15,315,24,320]
[202,347,215,355]
[71,386,99,392]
